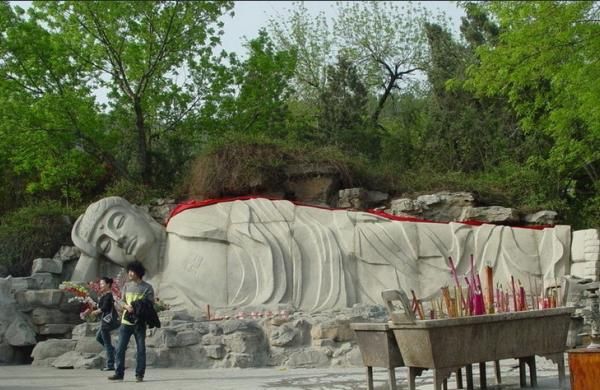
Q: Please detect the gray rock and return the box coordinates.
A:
[30,273,59,289]
[222,352,253,368]
[53,246,81,261]
[345,345,363,367]
[208,322,223,336]
[169,345,209,368]
[31,307,79,325]
[270,323,298,347]
[166,330,201,348]
[31,258,63,275]
[312,338,336,347]
[460,206,520,223]
[350,304,387,321]
[153,347,172,368]
[268,346,289,367]
[52,351,103,369]
[202,333,224,346]
[0,342,15,364]
[310,319,354,342]
[71,322,99,340]
[388,198,424,214]
[388,192,477,222]
[221,319,255,334]
[75,337,103,354]
[366,190,389,205]
[37,323,75,336]
[524,210,558,225]
[286,348,330,368]
[338,188,368,209]
[147,328,175,347]
[192,322,210,334]
[31,339,77,361]
[9,277,37,293]
[23,289,64,307]
[0,278,15,305]
[224,330,266,354]
[205,344,225,359]
[5,315,37,346]
[332,342,353,358]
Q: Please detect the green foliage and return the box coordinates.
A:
[466,1,600,198]
[335,1,443,126]
[0,3,111,204]
[101,179,163,206]
[0,202,76,277]
[268,3,334,104]
[317,55,379,157]
[200,29,297,138]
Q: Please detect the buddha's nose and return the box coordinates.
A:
[116,235,127,247]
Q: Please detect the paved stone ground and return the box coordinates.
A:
[0,355,569,390]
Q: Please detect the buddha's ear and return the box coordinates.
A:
[71,254,99,282]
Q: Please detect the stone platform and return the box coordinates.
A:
[0,354,571,389]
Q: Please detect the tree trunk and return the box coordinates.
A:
[371,73,398,126]
[134,97,151,184]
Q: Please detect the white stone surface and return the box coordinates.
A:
[71,197,572,313]
[570,228,600,279]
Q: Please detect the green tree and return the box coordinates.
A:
[421,19,524,172]
[317,55,375,156]
[208,30,297,138]
[31,1,233,183]
[335,1,441,127]
[0,2,112,205]
[466,1,600,200]
[269,3,334,105]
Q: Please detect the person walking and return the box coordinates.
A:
[91,276,118,371]
[108,261,155,382]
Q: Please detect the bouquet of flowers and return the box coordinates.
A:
[59,281,97,320]
[60,274,125,321]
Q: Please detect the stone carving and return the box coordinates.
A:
[571,229,600,280]
[70,196,571,313]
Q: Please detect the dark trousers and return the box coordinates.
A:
[96,327,115,369]
[115,322,147,378]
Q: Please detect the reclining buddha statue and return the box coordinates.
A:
[71,196,570,312]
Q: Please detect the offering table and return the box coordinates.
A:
[351,322,404,390]
[383,289,574,390]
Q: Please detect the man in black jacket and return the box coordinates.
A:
[109,261,154,383]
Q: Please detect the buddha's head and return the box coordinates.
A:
[71,196,162,267]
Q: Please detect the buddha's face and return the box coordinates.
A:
[90,206,156,266]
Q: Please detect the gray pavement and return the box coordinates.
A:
[0,356,570,390]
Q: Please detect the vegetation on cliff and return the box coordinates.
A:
[0,1,598,274]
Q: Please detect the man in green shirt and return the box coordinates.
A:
[108,260,154,382]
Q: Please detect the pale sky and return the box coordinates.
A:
[10,1,466,104]
[12,1,466,57]
[220,1,466,56]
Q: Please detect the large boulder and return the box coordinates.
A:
[459,206,520,224]
[31,258,63,275]
[52,350,103,369]
[337,188,389,209]
[31,339,77,366]
[387,192,476,222]
[286,348,331,368]
[5,315,37,346]
[22,289,64,307]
